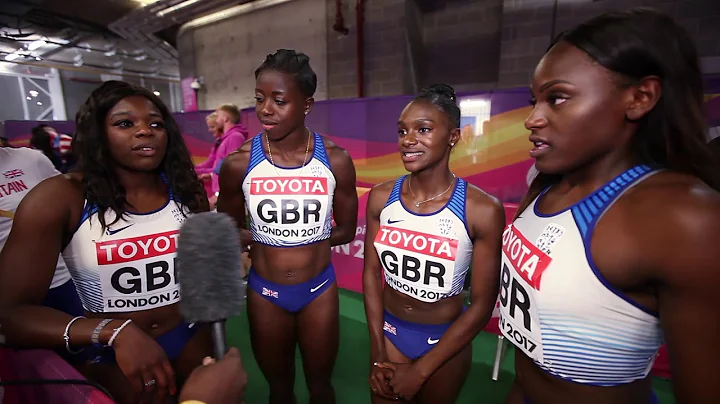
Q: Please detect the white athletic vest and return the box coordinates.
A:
[498,165,663,386]
[243,132,336,247]
[63,196,189,313]
[374,177,472,303]
[0,147,70,288]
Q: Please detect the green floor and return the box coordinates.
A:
[226,289,675,403]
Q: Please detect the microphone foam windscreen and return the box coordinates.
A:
[176,212,245,323]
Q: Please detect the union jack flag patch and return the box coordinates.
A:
[262,287,279,298]
[3,169,24,179]
[383,321,397,335]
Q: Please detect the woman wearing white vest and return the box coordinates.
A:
[363,84,506,403]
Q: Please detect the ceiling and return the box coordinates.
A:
[0,0,250,80]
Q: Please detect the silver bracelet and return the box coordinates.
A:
[63,316,86,354]
[108,319,133,347]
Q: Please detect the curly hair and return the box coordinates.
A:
[73,81,209,229]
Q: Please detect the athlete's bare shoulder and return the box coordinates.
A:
[320,135,351,163]
[623,170,719,218]
[465,183,504,212]
[237,135,254,153]
[465,183,506,239]
[222,142,251,178]
[36,171,84,203]
[616,171,720,278]
[366,180,397,215]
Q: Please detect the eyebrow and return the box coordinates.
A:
[397,118,435,125]
[537,79,572,93]
[109,110,162,119]
[255,89,286,95]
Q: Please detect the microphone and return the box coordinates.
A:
[176,211,246,360]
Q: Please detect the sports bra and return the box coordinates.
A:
[63,194,189,313]
[374,176,472,303]
[498,165,664,386]
[242,132,336,247]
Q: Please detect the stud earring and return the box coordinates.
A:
[450,143,455,147]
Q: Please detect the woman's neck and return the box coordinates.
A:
[408,166,455,202]
[115,168,165,197]
[558,148,640,194]
[268,126,310,153]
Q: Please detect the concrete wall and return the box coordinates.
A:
[178,0,720,107]
[499,0,720,88]
[178,0,328,109]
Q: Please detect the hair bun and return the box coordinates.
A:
[420,84,457,103]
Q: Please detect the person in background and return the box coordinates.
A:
[502,8,720,404]
[0,137,10,147]
[30,125,64,171]
[0,81,212,404]
[200,104,248,209]
[195,112,225,200]
[0,145,83,319]
[218,49,358,404]
[29,124,76,173]
[363,85,504,403]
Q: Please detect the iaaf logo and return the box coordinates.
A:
[502,224,551,290]
[249,177,328,195]
[96,230,179,265]
[375,226,458,260]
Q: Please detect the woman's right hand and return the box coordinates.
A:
[112,322,176,403]
[369,360,396,400]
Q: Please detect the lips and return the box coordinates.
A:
[260,121,278,131]
[401,150,424,163]
[132,143,157,157]
[528,135,550,158]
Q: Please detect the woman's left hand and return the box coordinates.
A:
[376,362,427,401]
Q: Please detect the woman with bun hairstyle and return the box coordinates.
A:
[363,84,505,403]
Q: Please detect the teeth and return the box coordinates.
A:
[404,152,423,157]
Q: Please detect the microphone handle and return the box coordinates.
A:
[210,320,227,359]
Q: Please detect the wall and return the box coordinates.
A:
[325,0,504,99]
[498,0,720,88]
[177,0,720,103]
[177,0,328,110]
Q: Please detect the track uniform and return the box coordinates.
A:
[497,165,663,402]
[373,176,472,359]
[63,178,195,363]
[244,132,337,312]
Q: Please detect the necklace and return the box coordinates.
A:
[408,174,456,208]
[266,128,312,177]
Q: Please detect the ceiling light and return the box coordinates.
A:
[153,91,160,96]
[29,90,38,97]
[27,40,46,51]
[4,53,20,61]
[26,96,31,100]
[37,101,43,106]
[157,0,202,17]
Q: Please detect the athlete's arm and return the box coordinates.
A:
[327,144,358,246]
[217,148,252,248]
[646,184,720,403]
[0,176,121,346]
[362,182,397,399]
[412,187,505,379]
[362,183,393,362]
